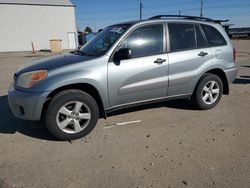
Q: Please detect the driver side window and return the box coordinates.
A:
[120,24,164,58]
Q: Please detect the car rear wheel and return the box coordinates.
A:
[45,89,99,140]
[192,73,223,110]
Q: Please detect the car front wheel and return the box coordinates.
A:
[45,89,99,140]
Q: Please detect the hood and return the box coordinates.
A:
[16,53,96,75]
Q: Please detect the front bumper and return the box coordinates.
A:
[8,84,50,121]
[224,67,238,83]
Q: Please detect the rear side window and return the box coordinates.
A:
[201,24,227,47]
[195,25,208,48]
[168,23,196,51]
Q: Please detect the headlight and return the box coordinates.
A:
[17,70,48,88]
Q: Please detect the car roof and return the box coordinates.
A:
[114,15,228,27]
[115,18,219,26]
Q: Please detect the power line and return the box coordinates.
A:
[143,3,250,16]
[143,0,198,9]
[77,14,138,22]
[76,2,250,30]
[77,0,199,15]
[77,7,137,15]
[143,2,249,12]
[76,2,250,17]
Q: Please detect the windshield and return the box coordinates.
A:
[80,24,131,56]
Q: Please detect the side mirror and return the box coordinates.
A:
[114,48,132,61]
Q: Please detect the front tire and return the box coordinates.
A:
[192,73,223,110]
[45,90,99,140]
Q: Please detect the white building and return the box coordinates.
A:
[0,0,78,52]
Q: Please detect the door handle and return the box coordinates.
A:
[198,51,208,57]
[154,58,166,64]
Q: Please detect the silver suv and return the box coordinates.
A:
[8,15,237,140]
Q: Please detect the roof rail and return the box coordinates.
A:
[148,15,229,24]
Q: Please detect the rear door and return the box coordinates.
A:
[167,22,213,96]
[108,23,169,107]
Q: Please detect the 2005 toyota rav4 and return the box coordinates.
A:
[8,15,237,140]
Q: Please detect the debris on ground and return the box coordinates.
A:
[182,180,187,185]
[104,120,141,129]
[153,153,157,158]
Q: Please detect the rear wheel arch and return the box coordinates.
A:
[194,68,229,95]
[192,73,223,110]
[42,83,106,119]
[206,69,229,95]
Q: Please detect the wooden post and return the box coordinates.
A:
[31,42,36,54]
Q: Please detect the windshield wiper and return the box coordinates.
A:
[70,50,86,56]
[70,50,97,57]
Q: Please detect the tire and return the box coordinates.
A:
[192,73,223,110]
[45,89,99,140]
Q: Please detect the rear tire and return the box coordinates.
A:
[192,73,223,110]
[45,89,99,140]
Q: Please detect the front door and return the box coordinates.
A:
[108,23,169,107]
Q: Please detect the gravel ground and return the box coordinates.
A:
[0,40,250,188]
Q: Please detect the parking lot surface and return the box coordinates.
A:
[0,40,250,188]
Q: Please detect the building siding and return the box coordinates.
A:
[0,4,77,52]
[0,0,74,6]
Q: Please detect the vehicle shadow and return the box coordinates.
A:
[1,95,195,138]
[108,99,196,117]
[233,78,250,84]
[241,65,250,68]
[0,95,56,141]
[240,76,250,79]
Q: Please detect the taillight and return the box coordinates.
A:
[233,47,236,62]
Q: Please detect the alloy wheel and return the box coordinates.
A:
[202,80,220,105]
[56,101,91,134]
